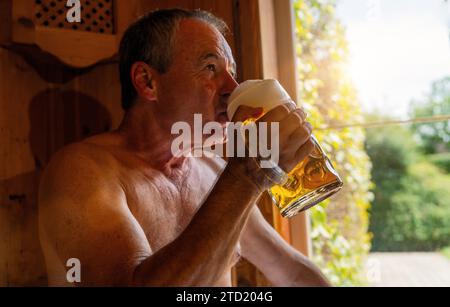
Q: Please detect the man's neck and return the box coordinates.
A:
[117,104,186,174]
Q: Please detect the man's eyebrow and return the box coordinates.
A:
[199,52,220,62]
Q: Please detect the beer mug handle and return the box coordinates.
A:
[253,157,289,186]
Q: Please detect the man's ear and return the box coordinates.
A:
[130,62,158,102]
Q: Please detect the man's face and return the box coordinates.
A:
[154,19,238,131]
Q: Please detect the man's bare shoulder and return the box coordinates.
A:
[46,139,116,174]
[39,138,121,206]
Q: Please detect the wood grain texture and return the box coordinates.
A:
[0,0,13,43]
[33,27,117,68]
[232,0,263,82]
[3,0,117,68]
[0,47,122,286]
[35,0,115,34]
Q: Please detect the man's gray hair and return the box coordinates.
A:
[119,8,229,110]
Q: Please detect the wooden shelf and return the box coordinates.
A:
[0,0,118,68]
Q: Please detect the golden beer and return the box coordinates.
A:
[227,79,343,218]
[269,134,343,217]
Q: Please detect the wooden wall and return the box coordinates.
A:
[0,0,274,286]
[0,46,124,286]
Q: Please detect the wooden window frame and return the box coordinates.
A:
[258,0,311,257]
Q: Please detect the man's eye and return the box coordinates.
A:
[206,64,216,72]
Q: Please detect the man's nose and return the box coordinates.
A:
[220,71,239,102]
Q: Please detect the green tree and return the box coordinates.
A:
[294,0,373,286]
[409,77,450,154]
[365,125,416,250]
[365,124,450,251]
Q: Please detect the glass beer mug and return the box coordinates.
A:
[227,79,343,218]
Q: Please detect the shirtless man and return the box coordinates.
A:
[38,9,330,286]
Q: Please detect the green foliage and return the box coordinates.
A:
[365,125,417,192]
[366,126,450,251]
[310,206,369,286]
[428,152,450,173]
[294,0,373,286]
[409,77,450,154]
[442,247,450,260]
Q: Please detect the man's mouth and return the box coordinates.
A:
[215,111,229,124]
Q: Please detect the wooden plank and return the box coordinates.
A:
[0,48,49,286]
[0,46,123,285]
[11,0,36,45]
[33,27,117,68]
[258,0,279,80]
[232,0,263,82]
[273,0,301,103]
[9,0,119,68]
[272,209,292,243]
[115,0,142,39]
[137,0,196,12]
[12,0,34,24]
[0,1,124,286]
[0,0,13,43]
[290,212,311,256]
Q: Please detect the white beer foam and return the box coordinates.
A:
[227,79,292,120]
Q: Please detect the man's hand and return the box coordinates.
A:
[228,103,315,192]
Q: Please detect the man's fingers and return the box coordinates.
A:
[256,104,291,124]
[288,122,312,146]
[280,138,314,173]
[230,102,314,175]
[293,139,315,164]
[277,123,313,172]
[279,109,308,138]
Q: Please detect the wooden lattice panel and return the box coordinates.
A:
[34,0,114,34]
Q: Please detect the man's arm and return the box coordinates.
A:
[239,203,331,287]
[39,145,152,286]
[39,144,261,286]
[132,158,262,286]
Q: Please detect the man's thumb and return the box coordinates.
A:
[231,105,264,122]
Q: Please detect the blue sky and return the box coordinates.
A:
[336,0,450,118]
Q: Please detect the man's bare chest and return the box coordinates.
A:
[119,157,224,252]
